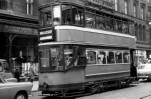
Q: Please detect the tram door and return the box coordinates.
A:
[130,49,137,77]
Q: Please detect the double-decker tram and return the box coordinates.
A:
[38,0,137,97]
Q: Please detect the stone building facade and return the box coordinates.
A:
[111,0,151,61]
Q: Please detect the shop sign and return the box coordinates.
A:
[87,0,102,5]
[0,25,38,35]
[86,0,114,12]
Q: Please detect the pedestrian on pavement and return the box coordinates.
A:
[29,62,36,83]
[14,68,21,82]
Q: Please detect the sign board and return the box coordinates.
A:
[0,24,38,35]
[39,28,56,42]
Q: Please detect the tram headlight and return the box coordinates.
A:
[43,82,49,89]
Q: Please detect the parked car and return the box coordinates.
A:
[0,76,32,99]
[137,61,151,81]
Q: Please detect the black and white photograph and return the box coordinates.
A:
[0,0,151,99]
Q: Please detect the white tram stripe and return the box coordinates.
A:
[85,70,130,77]
[55,26,136,39]
[40,36,52,40]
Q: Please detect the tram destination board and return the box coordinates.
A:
[39,27,56,42]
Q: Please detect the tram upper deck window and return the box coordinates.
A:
[72,6,84,26]
[53,5,61,25]
[62,4,84,26]
[40,7,52,26]
[40,5,61,26]
[62,5,72,25]
[96,15,105,30]
[85,12,95,28]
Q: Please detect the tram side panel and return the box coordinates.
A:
[39,67,85,91]
[84,64,130,82]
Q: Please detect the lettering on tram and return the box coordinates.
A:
[38,0,137,97]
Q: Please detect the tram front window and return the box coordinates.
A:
[50,46,64,70]
[64,45,86,69]
[53,5,61,25]
[40,5,61,26]
[39,45,86,71]
[39,46,50,68]
[40,7,52,26]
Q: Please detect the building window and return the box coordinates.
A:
[141,5,145,20]
[124,0,128,14]
[135,24,139,40]
[0,0,7,10]
[134,5,137,17]
[143,26,146,41]
[26,0,33,15]
[148,7,151,21]
[114,0,118,11]
[148,0,150,3]
[141,7,144,19]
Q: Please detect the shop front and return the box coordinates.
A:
[0,24,38,76]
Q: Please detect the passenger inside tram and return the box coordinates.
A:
[53,17,61,25]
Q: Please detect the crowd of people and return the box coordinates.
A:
[14,61,37,83]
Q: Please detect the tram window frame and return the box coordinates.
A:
[105,16,112,30]
[97,50,106,64]
[107,51,115,64]
[64,45,86,69]
[50,46,64,71]
[123,51,130,63]
[71,5,84,26]
[86,47,131,65]
[85,8,96,28]
[115,51,122,63]
[39,46,51,71]
[62,4,72,25]
[86,49,97,64]
[53,5,61,26]
[39,6,53,26]
[96,15,105,30]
